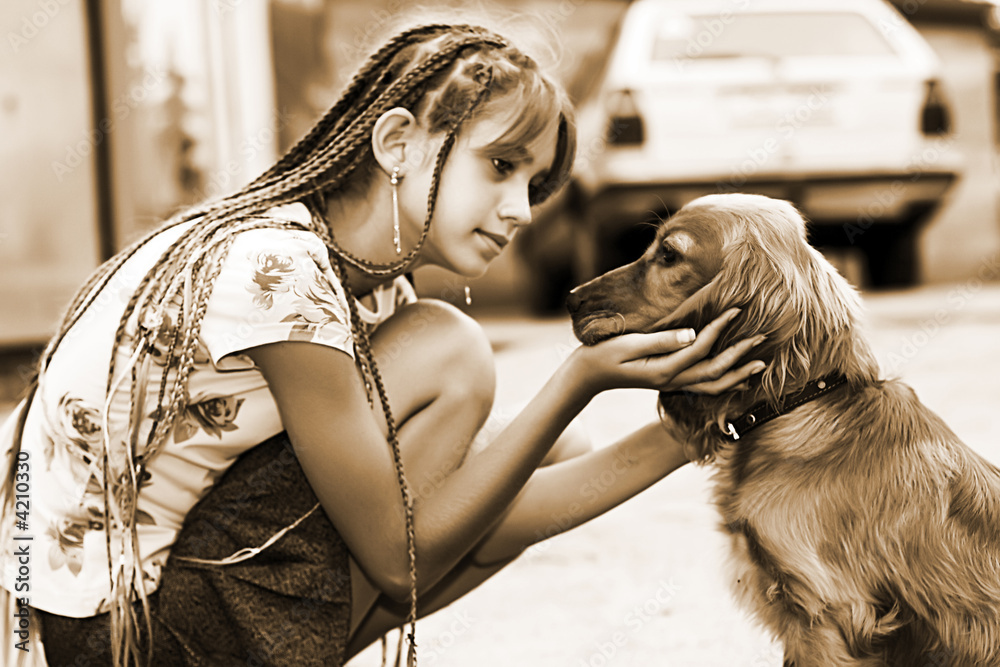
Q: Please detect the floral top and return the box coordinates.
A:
[0,203,415,617]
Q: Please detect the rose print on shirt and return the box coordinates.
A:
[283,267,349,342]
[247,251,296,308]
[44,394,103,478]
[41,391,157,577]
[147,310,212,368]
[47,516,89,576]
[172,393,245,443]
[45,471,155,577]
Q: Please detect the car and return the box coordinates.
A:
[518,0,961,308]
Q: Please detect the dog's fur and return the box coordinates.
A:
[567,194,1000,666]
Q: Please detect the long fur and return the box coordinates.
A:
[567,194,1000,665]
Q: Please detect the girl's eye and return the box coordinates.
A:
[491,158,515,176]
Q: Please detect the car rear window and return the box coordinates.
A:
[651,12,898,61]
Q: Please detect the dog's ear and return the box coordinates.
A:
[709,217,877,406]
[657,201,878,408]
[649,274,724,332]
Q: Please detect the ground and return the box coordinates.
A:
[2,284,996,666]
[348,282,1000,667]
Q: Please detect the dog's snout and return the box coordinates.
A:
[565,289,584,315]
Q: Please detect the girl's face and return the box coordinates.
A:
[402,110,559,277]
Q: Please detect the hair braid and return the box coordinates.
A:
[33,22,575,667]
[322,42,501,275]
[40,216,190,378]
[245,24,461,194]
[331,253,419,663]
[257,34,499,198]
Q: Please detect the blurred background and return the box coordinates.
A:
[2,1,999,664]
[2,0,999,348]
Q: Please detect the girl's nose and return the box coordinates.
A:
[499,194,532,228]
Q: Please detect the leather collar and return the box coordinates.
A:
[720,374,848,441]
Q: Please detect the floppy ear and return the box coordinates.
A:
[725,235,878,405]
[648,273,724,333]
[657,206,876,409]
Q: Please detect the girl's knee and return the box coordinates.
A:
[375,299,495,414]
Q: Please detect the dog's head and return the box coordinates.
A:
[567,193,879,459]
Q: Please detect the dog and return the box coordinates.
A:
[566,193,1000,666]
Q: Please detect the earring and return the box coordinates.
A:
[390,165,402,254]
[464,285,472,306]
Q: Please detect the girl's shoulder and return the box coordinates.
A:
[202,204,355,366]
[221,203,341,292]
[232,202,330,256]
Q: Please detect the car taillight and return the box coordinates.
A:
[606,89,645,146]
[921,79,951,135]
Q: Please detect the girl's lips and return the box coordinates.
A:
[476,230,509,254]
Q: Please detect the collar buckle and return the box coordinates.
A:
[721,421,740,441]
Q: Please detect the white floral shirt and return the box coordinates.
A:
[0,203,415,617]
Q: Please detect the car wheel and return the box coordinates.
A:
[863,225,920,288]
[861,203,938,288]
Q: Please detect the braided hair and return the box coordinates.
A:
[36,22,576,666]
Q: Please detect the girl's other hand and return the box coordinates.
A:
[568,308,764,396]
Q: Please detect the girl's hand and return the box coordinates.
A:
[568,308,765,397]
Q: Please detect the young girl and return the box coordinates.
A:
[0,22,764,666]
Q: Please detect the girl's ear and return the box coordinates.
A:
[371,107,426,175]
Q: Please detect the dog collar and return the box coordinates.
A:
[720,374,848,441]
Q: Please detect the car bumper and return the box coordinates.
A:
[583,171,959,227]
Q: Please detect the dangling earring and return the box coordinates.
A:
[464,285,472,306]
[390,165,402,254]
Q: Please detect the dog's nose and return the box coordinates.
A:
[565,289,583,315]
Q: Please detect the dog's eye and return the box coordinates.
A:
[660,246,680,266]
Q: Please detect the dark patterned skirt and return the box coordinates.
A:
[38,432,352,666]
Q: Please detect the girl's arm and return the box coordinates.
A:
[246,309,753,601]
[468,421,688,566]
[248,339,583,601]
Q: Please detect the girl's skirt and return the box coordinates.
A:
[37,432,352,666]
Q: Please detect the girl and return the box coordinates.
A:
[0,22,764,666]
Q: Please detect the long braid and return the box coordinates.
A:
[245,24,460,193]
[240,33,503,227]
[331,254,419,658]
[323,48,498,276]
[33,23,574,667]
[310,45,497,667]
[39,216,190,377]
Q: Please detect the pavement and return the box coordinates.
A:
[349,282,1000,667]
[3,284,998,666]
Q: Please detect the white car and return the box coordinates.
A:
[558,0,961,288]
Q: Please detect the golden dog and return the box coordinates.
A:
[566,193,1000,666]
